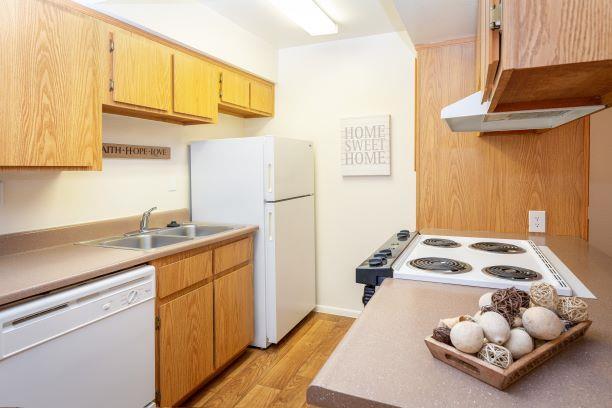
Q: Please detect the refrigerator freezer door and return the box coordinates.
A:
[264,136,314,202]
[264,195,316,343]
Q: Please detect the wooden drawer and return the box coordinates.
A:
[214,237,252,273]
[154,250,212,298]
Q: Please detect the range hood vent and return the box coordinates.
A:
[441,91,604,133]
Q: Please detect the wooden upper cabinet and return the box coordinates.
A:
[220,69,251,108]
[173,52,217,121]
[483,0,612,111]
[250,81,275,115]
[214,264,254,368]
[0,0,102,169]
[111,31,172,111]
[158,283,214,407]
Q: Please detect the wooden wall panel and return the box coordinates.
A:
[416,40,589,238]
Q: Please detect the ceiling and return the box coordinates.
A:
[393,0,477,45]
[79,0,478,49]
[197,0,402,48]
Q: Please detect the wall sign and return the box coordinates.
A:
[102,143,171,160]
[340,115,391,176]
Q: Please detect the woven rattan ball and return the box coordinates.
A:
[491,287,528,319]
[477,343,513,369]
[557,296,589,323]
[432,325,452,345]
[530,282,558,311]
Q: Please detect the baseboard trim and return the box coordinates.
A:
[315,304,362,318]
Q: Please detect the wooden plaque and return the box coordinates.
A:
[102,143,171,160]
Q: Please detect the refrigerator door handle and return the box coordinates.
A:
[267,163,273,194]
[267,209,274,241]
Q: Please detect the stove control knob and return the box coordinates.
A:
[374,252,388,260]
[368,258,383,267]
[397,231,409,241]
[379,249,393,257]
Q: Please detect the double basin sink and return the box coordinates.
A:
[83,224,236,250]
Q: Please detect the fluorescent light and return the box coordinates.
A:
[269,0,338,36]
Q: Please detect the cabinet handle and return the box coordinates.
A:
[268,210,273,241]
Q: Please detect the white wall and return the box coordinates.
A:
[589,108,612,257]
[246,32,417,314]
[77,0,277,81]
[0,114,244,235]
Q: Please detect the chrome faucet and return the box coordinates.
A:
[139,207,158,233]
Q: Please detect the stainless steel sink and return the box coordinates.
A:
[79,223,239,250]
[91,234,192,250]
[154,224,235,238]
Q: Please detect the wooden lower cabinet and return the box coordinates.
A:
[153,234,254,406]
[158,283,214,407]
[214,264,254,368]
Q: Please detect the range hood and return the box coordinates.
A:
[441,91,604,133]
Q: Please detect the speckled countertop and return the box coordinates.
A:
[308,231,612,408]
[0,225,257,307]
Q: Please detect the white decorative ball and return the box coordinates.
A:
[478,311,511,345]
[522,306,564,340]
[450,321,485,354]
[504,328,534,359]
[479,292,494,308]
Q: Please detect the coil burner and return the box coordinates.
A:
[409,257,472,274]
[470,242,526,254]
[482,265,542,281]
[422,238,461,248]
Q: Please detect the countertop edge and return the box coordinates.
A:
[0,225,258,307]
[307,385,398,408]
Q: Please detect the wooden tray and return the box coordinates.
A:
[424,320,591,390]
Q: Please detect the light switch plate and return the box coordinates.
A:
[529,210,546,233]
[168,177,177,192]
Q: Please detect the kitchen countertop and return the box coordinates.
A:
[0,225,257,307]
[308,231,612,407]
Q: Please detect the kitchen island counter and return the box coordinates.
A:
[308,231,612,407]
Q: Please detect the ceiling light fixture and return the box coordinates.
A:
[269,0,338,36]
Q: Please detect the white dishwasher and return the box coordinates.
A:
[0,265,156,408]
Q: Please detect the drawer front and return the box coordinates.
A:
[157,250,212,298]
[214,237,253,273]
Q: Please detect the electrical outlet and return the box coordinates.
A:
[529,210,546,233]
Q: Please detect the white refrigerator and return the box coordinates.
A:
[190,136,316,348]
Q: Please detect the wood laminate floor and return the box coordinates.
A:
[183,312,355,408]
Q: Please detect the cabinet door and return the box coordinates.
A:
[158,283,214,407]
[112,31,171,111]
[220,69,250,108]
[173,52,217,120]
[0,0,101,168]
[250,81,274,115]
[214,264,254,368]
